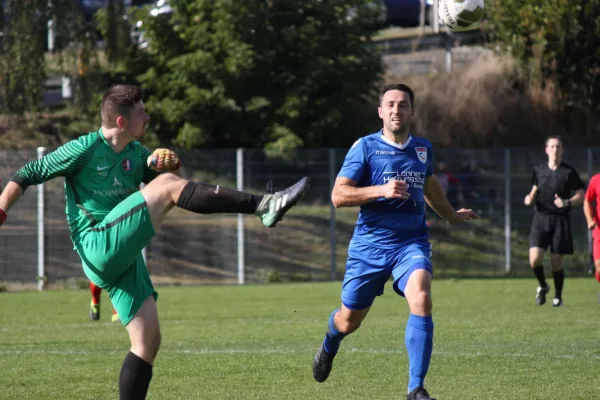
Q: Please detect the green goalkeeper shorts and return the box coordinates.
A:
[75,191,158,326]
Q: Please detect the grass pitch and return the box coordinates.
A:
[1,278,600,399]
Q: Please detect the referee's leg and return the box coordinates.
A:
[529,214,551,305]
[549,215,573,307]
[549,254,565,307]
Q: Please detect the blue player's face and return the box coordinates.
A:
[378,89,413,135]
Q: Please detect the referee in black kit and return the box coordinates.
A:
[524,136,585,307]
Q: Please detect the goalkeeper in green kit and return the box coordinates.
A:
[0,84,310,400]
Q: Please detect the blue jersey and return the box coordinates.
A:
[338,131,434,249]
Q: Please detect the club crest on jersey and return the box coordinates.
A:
[415,147,427,164]
[122,159,132,172]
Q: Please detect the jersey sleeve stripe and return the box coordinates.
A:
[10,133,101,191]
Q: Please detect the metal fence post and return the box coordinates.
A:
[329,148,336,281]
[236,148,245,285]
[37,147,46,290]
[444,33,452,73]
[504,149,512,274]
[432,0,439,33]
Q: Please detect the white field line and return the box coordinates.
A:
[1,317,598,333]
[0,347,598,360]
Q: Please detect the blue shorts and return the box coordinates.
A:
[341,239,433,310]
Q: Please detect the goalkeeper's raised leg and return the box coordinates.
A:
[143,173,310,230]
[145,147,310,228]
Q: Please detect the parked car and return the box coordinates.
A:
[384,0,434,27]
[79,0,133,20]
[345,0,435,29]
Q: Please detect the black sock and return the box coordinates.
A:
[553,270,565,300]
[532,265,547,287]
[176,182,262,214]
[119,351,153,400]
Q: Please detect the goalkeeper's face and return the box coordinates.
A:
[378,89,413,135]
[124,101,150,140]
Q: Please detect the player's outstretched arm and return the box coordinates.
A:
[0,181,24,227]
[424,175,478,224]
[331,177,410,208]
[0,136,96,227]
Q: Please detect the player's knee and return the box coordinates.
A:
[153,330,162,354]
[336,316,362,334]
[550,255,564,271]
[594,260,600,271]
[529,248,544,267]
[152,328,162,349]
[145,172,186,202]
[144,330,162,359]
[408,290,432,315]
[152,172,183,191]
[132,328,162,361]
[529,256,543,268]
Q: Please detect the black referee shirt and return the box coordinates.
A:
[532,162,585,215]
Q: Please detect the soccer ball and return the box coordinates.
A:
[438,0,484,31]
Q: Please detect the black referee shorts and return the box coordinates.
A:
[529,213,573,254]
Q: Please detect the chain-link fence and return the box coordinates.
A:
[1,146,599,289]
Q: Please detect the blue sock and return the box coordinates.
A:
[405,314,434,393]
[322,309,346,355]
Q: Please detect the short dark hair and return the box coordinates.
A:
[101,84,143,128]
[379,83,414,108]
[545,135,563,146]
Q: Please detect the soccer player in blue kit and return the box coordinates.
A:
[312,84,478,400]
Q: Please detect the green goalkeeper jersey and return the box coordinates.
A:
[10,129,158,241]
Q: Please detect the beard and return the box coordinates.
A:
[386,120,408,135]
[134,124,147,139]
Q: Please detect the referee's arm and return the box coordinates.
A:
[553,189,583,209]
[560,189,585,208]
[555,170,586,209]
[524,185,538,206]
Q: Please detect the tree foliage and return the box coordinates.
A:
[0,0,104,116]
[0,0,48,115]
[52,0,103,115]
[99,0,134,65]
[485,0,600,138]
[130,0,385,151]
